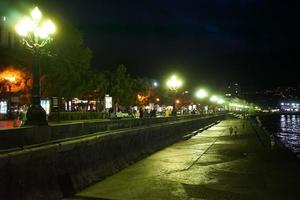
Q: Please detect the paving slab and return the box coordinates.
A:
[66,119,300,200]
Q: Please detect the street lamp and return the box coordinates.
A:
[166,75,183,116]
[210,95,219,103]
[195,88,208,114]
[166,75,182,91]
[195,89,208,99]
[15,6,56,125]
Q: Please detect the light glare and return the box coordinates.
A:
[196,89,208,99]
[35,27,49,39]
[15,17,35,36]
[210,95,219,102]
[167,75,183,90]
[31,7,42,21]
[15,6,55,41]
[43,20,56,34]
[217,99,225,104]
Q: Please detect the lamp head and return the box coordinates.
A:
[31,7,42,21]
[15,6,56,42]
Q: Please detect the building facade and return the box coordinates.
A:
[225,83,240,98]
[0,16,16,48]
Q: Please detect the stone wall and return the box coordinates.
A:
[0,114,218,150]
[0,115,225,200]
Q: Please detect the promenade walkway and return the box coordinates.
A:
[67,119,300,200]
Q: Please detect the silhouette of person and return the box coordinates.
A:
[139,107,144,118]
[229,126,233,136]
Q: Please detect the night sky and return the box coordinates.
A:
[2,0,300,90]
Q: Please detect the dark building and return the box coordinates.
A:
[0,16,16,48]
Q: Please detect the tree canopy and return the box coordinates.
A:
[41,17,92,99]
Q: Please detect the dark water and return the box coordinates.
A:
[260,114,300,157]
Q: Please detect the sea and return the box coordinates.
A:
[260,114,300,157]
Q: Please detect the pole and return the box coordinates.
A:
[32,50,41,106]
[25,49,47,125]
[172,90,177,116]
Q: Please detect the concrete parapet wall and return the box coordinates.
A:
[0,115,225,200]
[0,114,219,150]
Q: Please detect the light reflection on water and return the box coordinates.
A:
[277,115,300,155]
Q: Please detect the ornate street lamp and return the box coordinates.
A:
[195,88,208,114]
[15,6,56,125]
[166,75,183,116]
[166,75,182,92]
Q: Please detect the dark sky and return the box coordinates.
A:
[2,0,300,90]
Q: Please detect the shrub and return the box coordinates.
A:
[49,112,108,121]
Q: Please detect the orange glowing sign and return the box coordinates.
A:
[137,93,149,105]
[0,67,28,93]
[4,76,16,82]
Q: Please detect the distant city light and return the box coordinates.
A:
[153,81,158,87]
[280,102,300,112]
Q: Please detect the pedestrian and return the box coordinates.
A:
[20,105,28,126]
[150,108,157,118]
[234,126,238,137]
[139,107,144,118]
[229,126,233,136]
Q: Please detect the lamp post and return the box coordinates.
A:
[210,95,225,113]
[15,7,56,125]
[195,88,208,114]
[166,75,182,116]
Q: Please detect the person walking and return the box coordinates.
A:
[20,105,28,126]
[139,107,144,119]
[229,126,233,136]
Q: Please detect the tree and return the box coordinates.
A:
[40,17,92,100]
[83,70,109,111]
[107,65,133,110]
[132,78,151,105]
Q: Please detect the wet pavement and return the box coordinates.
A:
[66,119,300,200]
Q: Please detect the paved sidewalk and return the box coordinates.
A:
[67,119,300,200]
